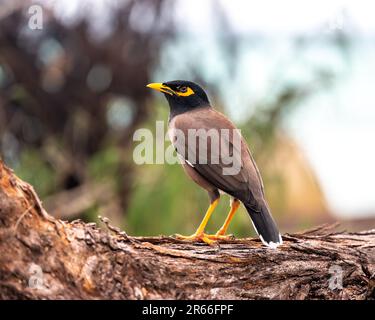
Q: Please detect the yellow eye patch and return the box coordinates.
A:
[175,87,195,97]
[146,83,195,97]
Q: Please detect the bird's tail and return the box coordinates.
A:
[244,201,282,249]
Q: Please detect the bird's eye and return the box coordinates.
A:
[178,86,187,93]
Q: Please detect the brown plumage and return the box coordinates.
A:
[147,80,282,248]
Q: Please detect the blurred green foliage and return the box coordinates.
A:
[15,149,57,198]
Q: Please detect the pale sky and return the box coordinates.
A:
[176,0,375,35]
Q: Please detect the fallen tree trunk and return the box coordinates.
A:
[0,160,374,300]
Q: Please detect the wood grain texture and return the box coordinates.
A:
[0,160,374,300]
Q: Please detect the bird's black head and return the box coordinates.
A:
[147,80,210,118]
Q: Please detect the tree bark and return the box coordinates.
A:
[0,159,374,300]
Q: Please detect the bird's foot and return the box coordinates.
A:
[206,233,235,241]
[174,231,234,245]
[174,232,218,245]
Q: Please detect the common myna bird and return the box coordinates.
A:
[147,80,282,248]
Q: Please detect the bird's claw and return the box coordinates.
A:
[174,232,234,245]
[174,232,217,245]
[206,233,235,241]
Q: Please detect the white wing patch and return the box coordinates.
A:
[185,159,194,167]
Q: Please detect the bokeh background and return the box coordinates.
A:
[1,0,374,237]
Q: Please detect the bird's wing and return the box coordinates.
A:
[170,107,264,210]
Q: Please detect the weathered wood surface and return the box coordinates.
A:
[0,160,374,300]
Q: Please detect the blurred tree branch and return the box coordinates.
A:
[0,0,174,223]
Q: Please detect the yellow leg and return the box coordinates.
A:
[175,198,219,245]
[195,198,219,234]
[207,199,240,240]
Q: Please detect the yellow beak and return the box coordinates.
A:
[146,83,174,95]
